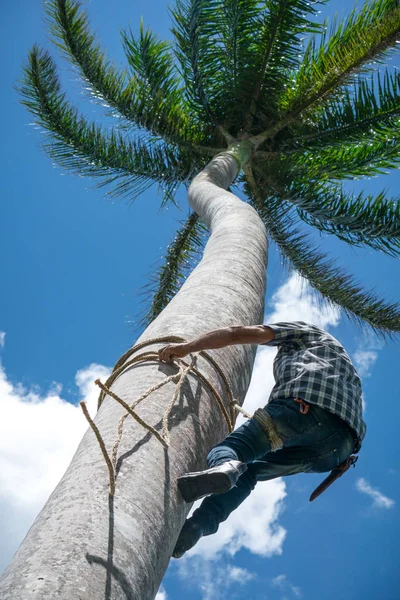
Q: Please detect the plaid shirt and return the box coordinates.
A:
[263,321,366,452]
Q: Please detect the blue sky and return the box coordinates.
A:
[1,1,400,599]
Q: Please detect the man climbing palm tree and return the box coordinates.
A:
[159,321,365,557]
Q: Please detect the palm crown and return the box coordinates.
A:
[20,0,400,334]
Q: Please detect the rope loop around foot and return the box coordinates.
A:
[80,336,244,496]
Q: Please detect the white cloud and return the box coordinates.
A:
[0,360,110,573]
[272,574,302,598]
[186,477,287,560]
[266,273,341,329]
[228,565,254,583]
[353,350,378,378]
[0,332,6,348]
[356,478,395,509]
[239,345,277,417]
[177,559,256,600]
[351,334,383,411]
[155,586,167,600]
[352,329,384,383]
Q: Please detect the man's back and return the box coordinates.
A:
[263,321,366,452]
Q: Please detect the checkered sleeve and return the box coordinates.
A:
[263,321,324,347]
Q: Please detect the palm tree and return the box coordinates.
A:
[1,0,400,598]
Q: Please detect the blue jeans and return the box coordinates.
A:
[191,398,355,535]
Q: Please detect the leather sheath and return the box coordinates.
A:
[309,455,358,502]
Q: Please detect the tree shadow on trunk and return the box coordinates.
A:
[86,495,136,600]
[84,373,217,600]
[115,374,207,477]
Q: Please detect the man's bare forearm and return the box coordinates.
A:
[158,326,275,362]
[186,326,275,352]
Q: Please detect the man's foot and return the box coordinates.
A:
[172,519,203,559]
[177,460,247,503]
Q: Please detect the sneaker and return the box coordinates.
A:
[177,460,247,503]
[172,519,203,559]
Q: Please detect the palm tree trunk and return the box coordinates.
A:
[0,151,268,600]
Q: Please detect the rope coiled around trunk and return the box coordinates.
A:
[80,336,243,496]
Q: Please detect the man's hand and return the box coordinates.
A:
[158,343,191,362]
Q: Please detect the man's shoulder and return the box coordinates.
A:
[272,321,331,340]
[271,320,327,332]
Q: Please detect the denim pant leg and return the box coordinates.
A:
[191,468,258,535]
[207,416,272,468]
[190,418,273,535]
[190,399,355,535]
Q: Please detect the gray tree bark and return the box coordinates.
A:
[0,151,268,600]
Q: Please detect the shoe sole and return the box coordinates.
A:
[172,548,186,559]
[172,521,204,558]
[178,471,233,503]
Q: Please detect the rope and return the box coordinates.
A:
[80,336,241,496]
[79,401,116,496]
[95,378,168,449]
[253,408,283,452]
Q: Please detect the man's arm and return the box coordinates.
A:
[158,325,275,362]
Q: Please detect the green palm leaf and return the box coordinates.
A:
[121,22,194,142]
[293,184,400,256]
[170,0,223,124]
[252,160,400,255]
[289,127,400,179]
[47,1,128,114]
[276,0,400,130]
[249,186,400,334]
[280,70,400,150]
[186,0,263,132]
[142,212,207,325]
[19,46,202,199]
[243,0,326,132]
[269,209,400,334]
[171,0,325,133]
[47,0,200,144]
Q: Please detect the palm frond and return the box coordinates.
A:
[243,0,325,132]
[141,212,208,325]
[47,1,128,113]
[280,0,400,120]
[19,46,201,200]
[288,125,400,180]
[170,0,224,124]
[244,167,400,335]
[263,200,400,335]
[121,22,200,142]
[293,183,400,256]
[192,0,263,132]
[253,162,400,255]
[170,0,325,134]
[47,0,198,144]
[279,69,400,151]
